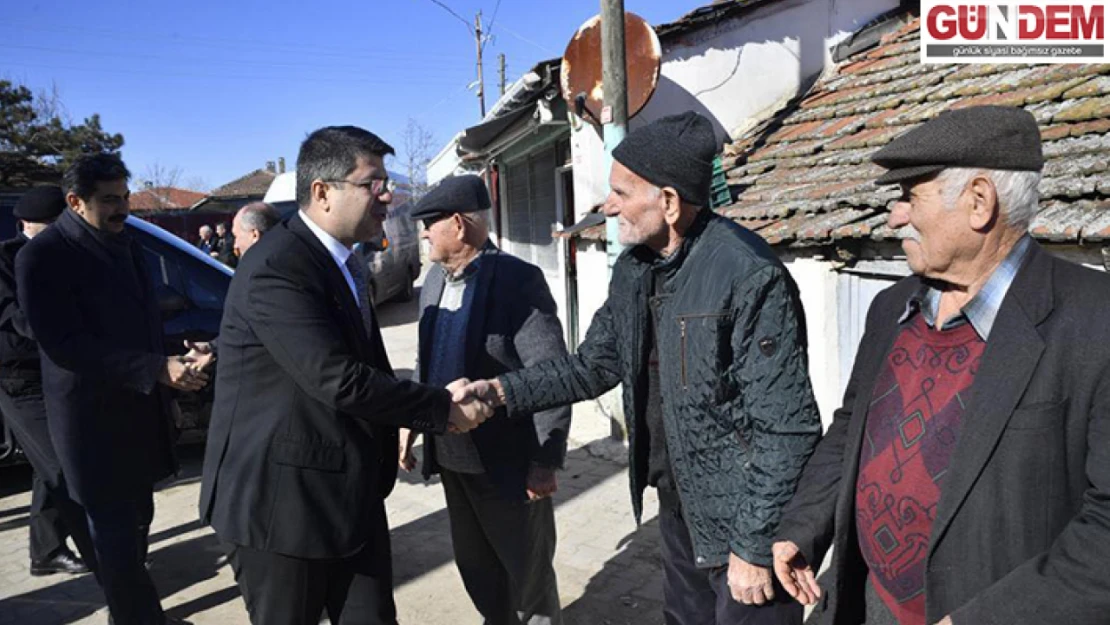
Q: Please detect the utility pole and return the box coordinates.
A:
[475,11,486,118]
[498,53,507,96]
[600,0,628,268]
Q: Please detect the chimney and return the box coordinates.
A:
[265,161,276,173]
[278,157,286,174]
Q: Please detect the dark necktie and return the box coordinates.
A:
[344,254,376,337]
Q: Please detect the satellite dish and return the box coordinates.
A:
[560,12,661,125]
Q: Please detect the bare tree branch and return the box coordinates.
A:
[401,117,437,202]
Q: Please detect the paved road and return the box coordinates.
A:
[0,288,665,625]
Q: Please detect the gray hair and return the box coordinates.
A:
[199,225,213,235]
[937,167,1042,230]
[238,201,281,234]
[461,209,491,232]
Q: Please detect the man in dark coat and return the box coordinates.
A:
[0,186,93,577]
[462,113,821,625]
[399,175,569,624]
[772,106,1110,625]
[198,126,492,625]
[17,154,206,625]
[214,222,237,267]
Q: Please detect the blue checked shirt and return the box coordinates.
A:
[899,235,1033,340]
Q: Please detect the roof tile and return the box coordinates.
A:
[1063,75,1110,99]
[1051,95,1110,123]
[719,17,1109,248]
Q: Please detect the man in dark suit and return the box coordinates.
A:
[399,175,569,624]
[214,222,237,267]
[0,186,93,578]
[18,154,207,625]
[772,106,1110,625]
[198,126,492,625]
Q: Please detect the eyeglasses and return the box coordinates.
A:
[324,177,395,196]
[421,213,454,229]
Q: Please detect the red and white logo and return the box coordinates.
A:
[921,0,1108,62]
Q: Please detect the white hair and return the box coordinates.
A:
[937,167,1042,230]
[461,209,491,231]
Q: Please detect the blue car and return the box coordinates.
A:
[0,215,232,465]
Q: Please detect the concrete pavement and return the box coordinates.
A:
[0,287,667,625]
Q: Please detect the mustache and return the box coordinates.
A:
[895,224,920,242]
[108,214,127,223]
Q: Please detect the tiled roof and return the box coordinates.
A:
[208,169,276,199]
[655,0,781,39]
[129,187,207,211]
[719,17,1110,248]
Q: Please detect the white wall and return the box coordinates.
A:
[780,254,842,429]
[568,0,898,219]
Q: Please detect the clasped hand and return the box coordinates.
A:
[445,378,494,434]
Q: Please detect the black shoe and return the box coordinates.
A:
[30,550,89,576]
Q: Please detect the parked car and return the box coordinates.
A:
[263,171,421,305]
[0,215,232,465]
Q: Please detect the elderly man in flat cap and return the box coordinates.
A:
[0,187,95,579]
[461,112,821,624]
[772,105,1110,625]
[399,174,569,625]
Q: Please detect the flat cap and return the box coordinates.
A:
[410,175,491,221]
[872,105,1044,185]
[613,112,717,206]
[14,186,66,223]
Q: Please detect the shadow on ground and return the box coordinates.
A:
[561,519,665,625]
[377,287,421,328]
[390,443,626,589]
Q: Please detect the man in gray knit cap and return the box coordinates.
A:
[462,112,821,624]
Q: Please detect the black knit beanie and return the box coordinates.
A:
[612,111,717,206]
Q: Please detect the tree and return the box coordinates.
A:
[400,118,437,202]
[0,80,124,188]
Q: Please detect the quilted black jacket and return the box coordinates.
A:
[500,210,821,567]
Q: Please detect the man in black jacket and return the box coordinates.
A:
[464,113,821,625]
[400,175,569,625]
[0,186,93,578]
[772,106,1110,625]
[199,126,492,625]
[18,154,206,625]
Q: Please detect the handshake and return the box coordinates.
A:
[444,377,505,434]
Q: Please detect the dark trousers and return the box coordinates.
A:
[658,491,802,625]
[225,500,396,625]
[84,492,164,625]
[441,469,562,625]
[0,380,97,568]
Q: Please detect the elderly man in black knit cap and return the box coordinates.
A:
[0,187,95,579]
[461,112,821,624]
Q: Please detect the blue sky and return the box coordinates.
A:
[2,0,691,190]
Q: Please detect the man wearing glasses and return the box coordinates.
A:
[399,175,568,625]
[199,126,493,625]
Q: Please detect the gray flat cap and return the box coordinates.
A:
[871,105,1044,185]
[410,174,491,221]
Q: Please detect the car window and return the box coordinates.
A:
[133,226,229,311]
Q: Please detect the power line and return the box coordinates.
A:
[423,0,474,33]
[496,24,556,55]
[1,60,465,87]
[1,20,465,62]
[0,43,479,74]
[484,0,503,49]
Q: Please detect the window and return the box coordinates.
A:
[502,147,558,272]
